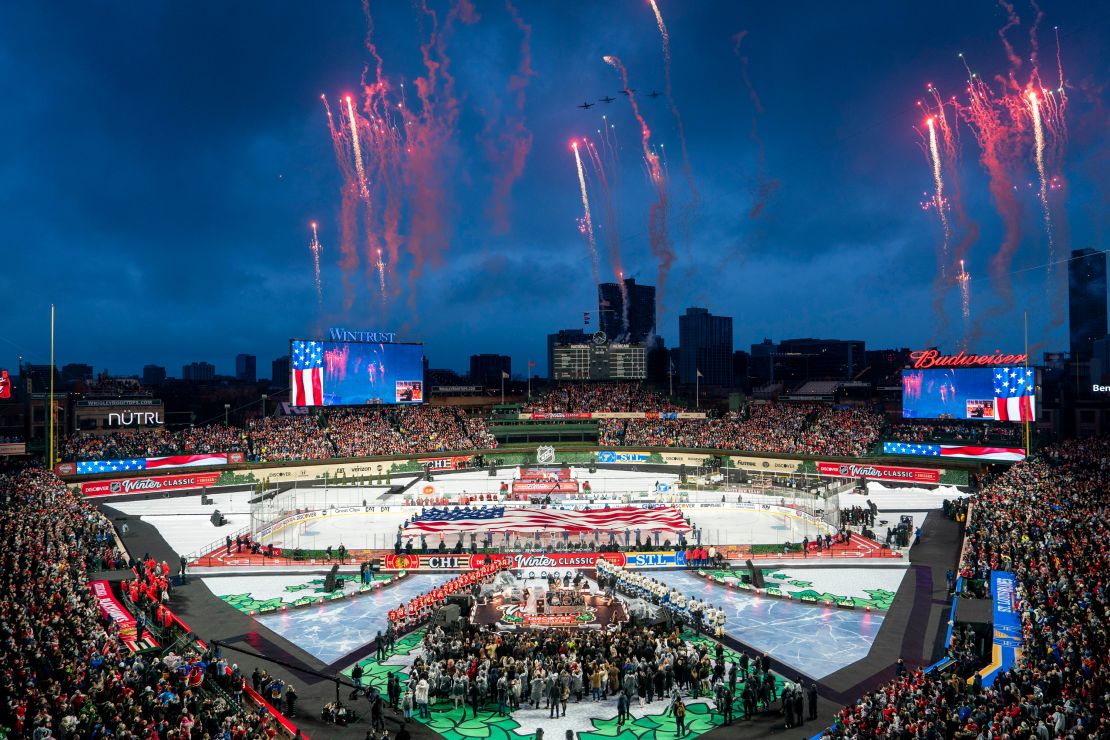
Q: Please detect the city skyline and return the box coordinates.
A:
[1,2,1107,376]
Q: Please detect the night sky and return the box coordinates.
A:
[2,1,1107,377]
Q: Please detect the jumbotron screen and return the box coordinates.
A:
[290,339,424,407]
[901,367,1035,422]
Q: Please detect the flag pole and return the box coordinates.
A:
[501,373,505,405]
[527,363,531,400]
[49,303,55,471]
[1023,311,1030,458]
[696,370,700,410]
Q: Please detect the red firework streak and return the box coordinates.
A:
[646,0,697,204]
[733,31,778,220]
[604,55,674,303]
[321,95,361,311]
[583,139,629,332]
[571,140,600,286]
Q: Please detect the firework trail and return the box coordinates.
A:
[925,116,952,276]
[733,31,778,219]
[375,248,387,302]
[957,259,971,326]
[646,0,697,204]
[345,95,369,199]
[481,0,534,234]
[583,139,629,333]
[604,54,674,302]
[1027,89,1055,278]
[958,62,1025,313]
[572,140,600,287]
[322,95,362,310]
[310,222,324,305]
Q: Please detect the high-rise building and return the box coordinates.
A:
[235,354,257,383]
[61,363,94,385]
[748,339,778,385]
[773,338,866,383]
[598,278,656,343]
[1069,248,1108,363]
[141,365,167,386]
[271,356,291,387]
[182,362,216,382]
[469,354,511,389]
[547,328,589,380]
[678,307,733,386]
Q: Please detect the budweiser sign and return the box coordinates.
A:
[81,472,222,497]
[910,349,1027,369]
[817,461,940,484]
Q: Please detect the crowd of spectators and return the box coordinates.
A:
[62,406,498,464]
[601,403,883,457]
[523,383,680,413]
[823,437,1109,738]
[886,419,1024,444]
[0,466,287,738]
[247,416,334,462]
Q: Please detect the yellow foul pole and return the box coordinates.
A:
[49,304,55,470]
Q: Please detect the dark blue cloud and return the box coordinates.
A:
[0,1,1106,376]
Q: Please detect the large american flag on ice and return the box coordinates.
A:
[403,505,689,537]
[292,340,325,406]
[994,367,1035,422]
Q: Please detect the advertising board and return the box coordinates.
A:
[74,453,238,476]
[81,472,222,497]
[902,367,1035,422]
[816,461,940,483]
[598,451,650,463]
[290,339,424,407]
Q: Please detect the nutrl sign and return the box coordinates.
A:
[108,411,163,427]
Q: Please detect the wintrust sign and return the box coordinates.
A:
[817,461,940,484]
[81,472,222,497]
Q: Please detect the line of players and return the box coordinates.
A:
[386,561,510,631]
[595,559,727,637]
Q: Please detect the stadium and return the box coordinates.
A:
[3,2,1109,739]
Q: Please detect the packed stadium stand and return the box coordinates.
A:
[821,437,1110,738]
[0,467,293,739]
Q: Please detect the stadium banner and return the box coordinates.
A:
[419,455,474,471]
[882,442,1025,462]
[89,580,158,652]
[473,552,627,570]
[0,442,26,456]
[81,472,223,497]
[598,451,650,464]
[625,550,688,567]
[728,455,801,473]
[518,412,706,421]
[72,452,238,476]
[383,554,472,570]
[816,461,940,483]
[977,570,1023,687]
[519,467,573,480]
[511,480,580,494]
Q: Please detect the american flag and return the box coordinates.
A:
[403,505,689,538]
[75,453,228,475]
[883,442,1025,462]
[292,340,324,406]
[994,367,1035,422]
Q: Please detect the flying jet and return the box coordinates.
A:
[600,95,615,104]
[646,90,662,98]
[619,88,636,96]
[578,101,595,109]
